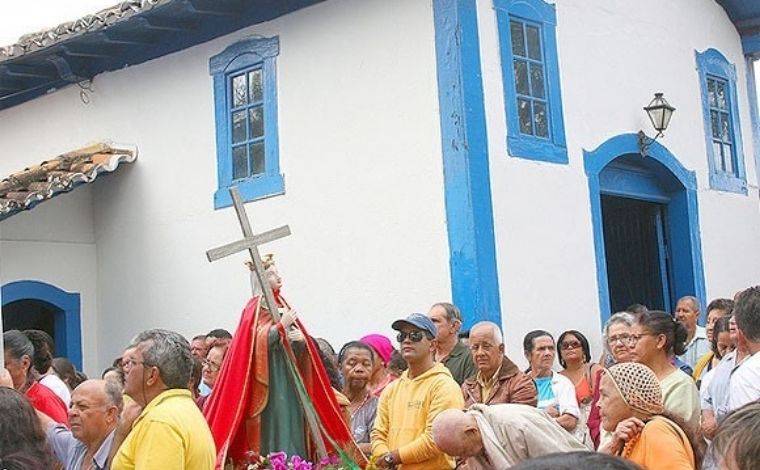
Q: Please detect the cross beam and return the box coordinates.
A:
[205,186,290,321]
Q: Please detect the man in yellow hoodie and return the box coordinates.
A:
[371,313,465,469]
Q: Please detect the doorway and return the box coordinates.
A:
[601,196,670,312]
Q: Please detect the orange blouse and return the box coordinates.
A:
[621,416,695,470]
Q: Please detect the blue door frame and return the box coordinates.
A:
[584,134,707,324]
[1,280,83,369]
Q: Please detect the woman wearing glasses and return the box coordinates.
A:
[558,330,602,449]
[629,311,700,433]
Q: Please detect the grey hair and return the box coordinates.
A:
[677,296,700,312]
[602,311,636,352]
[104,381,124,412]
[470,321,503,345]
[431,302,462,323]
[3,330,34,361]
[130,329,193,389]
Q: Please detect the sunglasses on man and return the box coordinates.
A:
[396,331,430,343]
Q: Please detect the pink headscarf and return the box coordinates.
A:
[360,334,394,366]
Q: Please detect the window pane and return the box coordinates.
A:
[510,21,525,57]
[721,113,731,142]
[707,79,717,108]
[518,98,533,135]
[533,101,548,138]
[716,81,727,110]
[724,144,734,174]
[232,74,247,108]
[249,69,263,103]
[710,110,720,139]
[526,25,542,61]
[713,141,723,172]
[513,60,529,95]
[249,142,265,175]
[529,63,545,98]
[249,106,264,139]
[231,110,247,143]
[232,145,248,180]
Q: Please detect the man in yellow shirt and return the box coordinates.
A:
[111,329,215,470]
[371,313,464,469]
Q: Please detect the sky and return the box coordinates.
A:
[0,0,116,46]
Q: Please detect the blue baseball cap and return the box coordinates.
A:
[391,313,437,339]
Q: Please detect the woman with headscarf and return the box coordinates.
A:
[598,362,702,470]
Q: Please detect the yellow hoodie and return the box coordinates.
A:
[370,363,464,469]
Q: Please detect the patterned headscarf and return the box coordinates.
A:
[605,362,664,416]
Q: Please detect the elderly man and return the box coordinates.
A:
[523,330,578,432]
[190,335,208,360]
[111,329,215,469]
[371,313,464,469]
[428,302,476,385]
[38,379,122,470]
[462,321,537,407]
[432,405,587,469]
[675,296,710,369]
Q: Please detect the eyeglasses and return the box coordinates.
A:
[607,334,634,346]
[560,341,582,350]
[628,333,658,345]
[123,359,144,369]
[396,331,427,343]
[202,359,221,372]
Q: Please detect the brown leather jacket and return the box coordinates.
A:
[462,356,538,407]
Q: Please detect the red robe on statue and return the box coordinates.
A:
[203,291,365,469]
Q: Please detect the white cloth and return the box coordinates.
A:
[701,350,742,423]
[678,325,710,369]
[536,372,579,418]
[40,374,71,406]
[464,404,587,469]
[728,351,760,412]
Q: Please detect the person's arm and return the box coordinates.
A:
[509,373,538,407]
[39,410,77,466]
[370,390,391,460]
[555,376,580,431]
[701,409,718,440]
[556,413,578,432]
[396,380,464,464]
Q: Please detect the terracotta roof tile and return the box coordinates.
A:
[0,143,137,220]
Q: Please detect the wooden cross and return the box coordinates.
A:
[206,186,290,321]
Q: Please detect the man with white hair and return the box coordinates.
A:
[462,321,536,407]
[431,405,587,469]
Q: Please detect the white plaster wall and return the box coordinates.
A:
[477,0,760,367]
[0,187,99,371]
[0,0,450,374]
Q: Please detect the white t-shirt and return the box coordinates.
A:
[40,374,71,405]
[728,351,760,411]
[536,372,580,418]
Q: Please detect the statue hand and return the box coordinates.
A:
[287,328,305,343]
[280,308,298,329]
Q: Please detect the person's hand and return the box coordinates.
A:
[0,368,14,388]
[287,328,305,343]
[613,417,645,443]
[117,401,142,437]
[280,308,298,329]
[544,404,559,417]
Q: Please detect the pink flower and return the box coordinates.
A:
[290,455,313,470]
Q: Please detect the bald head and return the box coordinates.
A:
[70,379,122,445]
[432,409,482,458]
[470,321,503,345]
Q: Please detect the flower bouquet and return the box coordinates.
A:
[228,451,357,470]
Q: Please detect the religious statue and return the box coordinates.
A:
[203,255,365,469]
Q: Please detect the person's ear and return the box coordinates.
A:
[145,366,160,386]
[655,334,667,350]
[498,343,505,354]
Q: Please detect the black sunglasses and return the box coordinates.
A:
[397,331,427,343]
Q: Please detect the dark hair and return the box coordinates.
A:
[734,286,760,342]
[431,302,463,323]
[523,330,554,354]
[23,330,55,375]
[511,451,644,470]
[192,334,207,342]
[706,298,734,316]
[712,316,732,359]
[73,371,88,389]
[313,338,342,390]
[625,304,649,315]
[52,357,77,388]
[710,402,760,470]
[635,311,688,356]
[338,341,375,365]
[0,388,54,468]
[388,350,407,375]
[206,328,232,340]
[189,356,203,396]
[557,330,592,368]
[102,366,125,387]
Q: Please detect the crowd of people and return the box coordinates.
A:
[2,283,760,469]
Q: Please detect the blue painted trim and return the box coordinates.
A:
[1,280,82,370]
[210,36,284,209]
[494,0,568,164]
[583,134,706,324]
[432,0,502,331]
[695,48,748,194]
[746,57,760,191]
[742,34,760,58]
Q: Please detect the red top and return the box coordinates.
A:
[27,381,69,426]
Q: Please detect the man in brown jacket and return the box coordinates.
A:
[462,321,537,407]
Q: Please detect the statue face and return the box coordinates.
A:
[266,266,282,290]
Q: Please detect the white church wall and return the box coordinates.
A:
[0,187,99,370]
[476,0,760,366]
[0,0,451,374]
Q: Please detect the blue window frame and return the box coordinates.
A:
[695,48,747,194]
[210,37,283,208]
[494,0,567,164]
